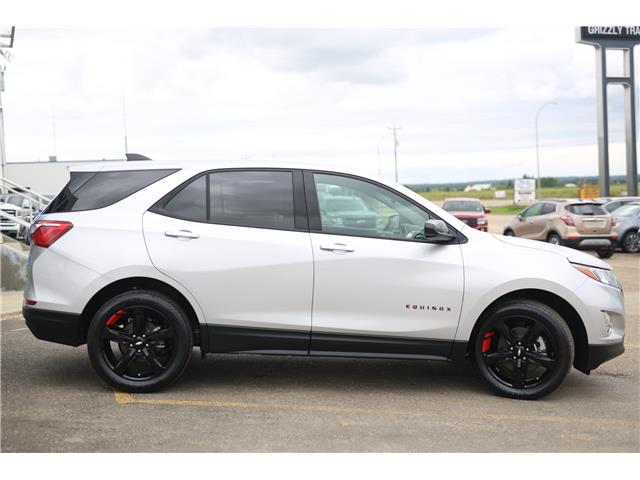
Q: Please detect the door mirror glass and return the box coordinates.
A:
[424,219,456,243]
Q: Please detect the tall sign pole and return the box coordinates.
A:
[577,26,640,197]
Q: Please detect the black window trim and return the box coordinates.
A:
[302,170,467,245]
[149,167,309,233]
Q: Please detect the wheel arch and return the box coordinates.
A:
[464,288,589,374]
[79,276,204,348]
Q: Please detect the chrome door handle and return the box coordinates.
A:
[164,229,200,239]
[320,242,355,253]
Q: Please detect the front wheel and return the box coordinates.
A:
[87,290,193,392]
[596,246,615,259]
[473,300,574,400]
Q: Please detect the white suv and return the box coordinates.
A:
[24,161,625,399]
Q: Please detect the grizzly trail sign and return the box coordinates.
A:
[577,26,640,196]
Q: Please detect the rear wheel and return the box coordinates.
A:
[547,233,561,245]
[87,290,193,392]
[622,231,639,253]
[473,300,574,400]
[596,246,615,259]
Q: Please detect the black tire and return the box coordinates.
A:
[503,229,515,236]
[547,232,561,245]
[621,231,639,254]
[87,290,193,393]
[473,300,574,400]
[596,247,615,259]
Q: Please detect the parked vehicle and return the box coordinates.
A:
[603,197,640,214]
[612,202,640,253]
[442,198,490,232]
[318,195,380,233]
[24,162,625,399]
[503,200,617,258]
[0,200,23,238]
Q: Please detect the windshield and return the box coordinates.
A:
[614,204,640,217]
[443,200,483,213]
[6,194,25,206]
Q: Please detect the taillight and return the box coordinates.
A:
[561,216,575,226]
[29,220,73,248]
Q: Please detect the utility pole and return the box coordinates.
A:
[388,125,401,182]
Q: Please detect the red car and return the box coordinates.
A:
[442,198,490,231]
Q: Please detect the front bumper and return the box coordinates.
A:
[23,305,84,347]
[588,342,625,370]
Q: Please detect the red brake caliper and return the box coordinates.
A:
[106,310,129,327]
[481,330,495,353]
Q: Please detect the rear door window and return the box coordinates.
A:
[153,170,297,231]
[45,169,178,213]
[541,203,556,215]
[209,171,295,230]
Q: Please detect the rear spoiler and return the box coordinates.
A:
[126,153,152,161]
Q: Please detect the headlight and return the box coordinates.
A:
[572,263,621,289]
[477,218,487,225]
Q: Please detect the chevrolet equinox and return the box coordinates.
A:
[24,161,625,399]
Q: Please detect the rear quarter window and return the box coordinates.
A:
[45,169,179,213]
[565,204,607,215]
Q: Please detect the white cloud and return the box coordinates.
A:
[2,27,638,183]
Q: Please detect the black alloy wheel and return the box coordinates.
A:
[474,300,574,400]
[87,290,193,392]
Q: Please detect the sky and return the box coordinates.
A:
[1,27,639,184]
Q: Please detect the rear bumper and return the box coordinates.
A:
[588,342,625,370]
[23,306,84,347]
[561,236,615,250]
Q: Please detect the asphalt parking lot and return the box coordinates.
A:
[1,218,638,452]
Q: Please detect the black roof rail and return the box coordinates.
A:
[126,153,152,161]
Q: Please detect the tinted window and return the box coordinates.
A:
[541,203,556,215]
[209,171,295,229]
[45,169,178,213]
[162,175,207,222]
[524,203,543,217]
[313,173,432,241]
[566,204,607,215]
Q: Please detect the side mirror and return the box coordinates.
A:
[516,213,524,221]
[484,206,492,214]
[424,219,456,243]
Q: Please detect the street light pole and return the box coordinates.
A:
[535,101,557,200]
